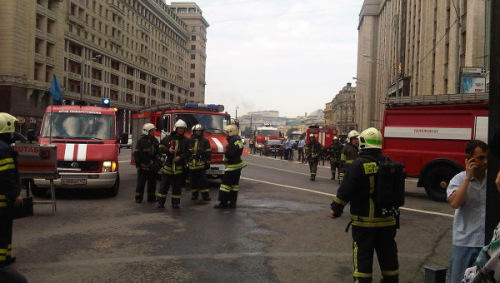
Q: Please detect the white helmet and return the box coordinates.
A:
[174,119,187,130]
[333,136,338,140]
[142,123,156,135]
[224,124,239,137]
[347,130,360,141]
[359,127,383,150]
[0,113,18,134]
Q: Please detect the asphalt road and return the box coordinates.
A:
[10,149,455,282]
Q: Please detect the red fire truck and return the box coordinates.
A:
[131,103,231,179]
[254,124,281,152]
[32,103,120,197]
[306,126,338,148]
[381,94,489,201]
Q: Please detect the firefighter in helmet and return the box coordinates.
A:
[325,136,342,181]
[0,113,23,267]
[339,130,360,183]
[305,134,323,181]
[156,119,188,208]
[215,124,246,209]
[187,123,212,202]
[133,122,159,203]
[330,127,399,283]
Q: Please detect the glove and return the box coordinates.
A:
[205,163,211,170]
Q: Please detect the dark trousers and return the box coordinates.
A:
[330,161,340,178]
[157,173,183,205]
[135,169,157,202]
[308,160,318,176]
[218,169,242,204]
[0,196,14,266]
[298,148,305,162]
[190,169,210,199]
[351,225,399,283]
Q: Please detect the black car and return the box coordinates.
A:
[263,140,283,156]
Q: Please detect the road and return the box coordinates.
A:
[11,149,455,282]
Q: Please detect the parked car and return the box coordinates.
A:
[263,140,283,156]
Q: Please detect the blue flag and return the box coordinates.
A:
[49,74,62,105]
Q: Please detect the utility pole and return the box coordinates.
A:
[486,0,499,244]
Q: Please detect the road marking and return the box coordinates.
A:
[241,176,454,218]
[245,161,324,177]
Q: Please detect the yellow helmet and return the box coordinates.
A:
[359,127,383,150]
[142,123,156,135]
[224,124,239,136]
[0,112,18,134]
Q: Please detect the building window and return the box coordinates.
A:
[191,54,195,60]
[190,64,195,69]
[190,92,194,97]
[190,82,195,88]
[191,35,196,41]
[191,45,196,50]
[190,73,195,78]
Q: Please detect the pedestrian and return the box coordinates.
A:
[284,136,293,160]
[156,120,188,209]
[305,134,323,181]
[339,130,360,183]
[0,113,24,267]
[447,140,488,283]
[133,122,159,203]
[214,124,246,209]
[330,127,400,283]
[326,136,342,181]
[297,137,306,163]
[187,124,212,202]
[462,169,500,283]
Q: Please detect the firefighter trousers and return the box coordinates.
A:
[135,169,157,202]
[330,161,340,179]
[0,197,14,266]
[189,169,210,200]
[157,173,183,205]
[218,169,241,205]
[308,160,318,176]
[351,225,399,283]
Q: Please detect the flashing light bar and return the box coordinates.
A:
[101,98,111,107]
[184,103,224,112]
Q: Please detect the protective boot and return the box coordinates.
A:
[310,175,315,181]
[201,191,211,201]
[228,191,238,208]
[214,191,230,209]
[157,197,166,208]
[191,190,199,200]
[172,198,180,209]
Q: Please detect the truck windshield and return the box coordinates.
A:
[257,130,279,136]
[175,113,228,134]
[41,113,114,140]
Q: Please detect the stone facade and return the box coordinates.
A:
[325,83,357,137]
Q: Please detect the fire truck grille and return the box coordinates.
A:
[57,161,100,171]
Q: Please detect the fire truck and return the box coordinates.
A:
[381,93,489,201]
[306,126,337,148]
[32,102,120,197]
[254,124,281,152]
[131,103,231,179]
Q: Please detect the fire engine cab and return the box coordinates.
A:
[381,93,488,201]
[306,126,338,148]
[254,124,280,152]
[131,103,231,179]
[32,102,120,197]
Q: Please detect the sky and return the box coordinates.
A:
[170,0,364,118]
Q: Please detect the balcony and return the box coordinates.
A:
[68,14,86,28]
[110,37,123,47]
[68,72,81,81]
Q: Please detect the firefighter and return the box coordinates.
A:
[305,134,323,181]
[187,124,212,202]
[0,113,23,267]
[214,124,246,209]
[133,123,159,203]
[330,127,399,283]
[339,130,360,183]
[156,120,188,208]
[326,136,342,180]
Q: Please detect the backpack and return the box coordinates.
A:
[374,156,406,216]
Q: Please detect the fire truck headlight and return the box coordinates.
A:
[102,161,117,172]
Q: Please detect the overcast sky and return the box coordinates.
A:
[171,0,364,118]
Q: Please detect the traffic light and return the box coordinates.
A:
[101,98,111,107]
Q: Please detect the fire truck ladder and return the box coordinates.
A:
[383,92,489,106]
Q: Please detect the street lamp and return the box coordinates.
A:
[80,54,101,102]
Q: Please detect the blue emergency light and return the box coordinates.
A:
[102,98,111,107]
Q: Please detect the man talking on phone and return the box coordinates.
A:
[447,140,488,282]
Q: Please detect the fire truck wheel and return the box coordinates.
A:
[424,166,456,202]
[30,181,49,198]
[105,174,120,197]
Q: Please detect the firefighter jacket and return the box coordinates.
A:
[326,142,342,162]
[224,135,246,171]
[331,150,396,228]
[0,139,21,198]
[158,131,187,175]
[187,135,211,170]
[305,141,323,161]
[133,134,159,171]
[340,143,359,165]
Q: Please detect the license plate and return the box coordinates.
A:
[61,179,87,185]
[206,169,224,175]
